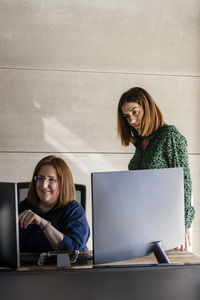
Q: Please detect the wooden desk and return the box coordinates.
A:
[103,249,200,266]
[0,249,200,272]
[18,249,200,270]
[0,249,200,271]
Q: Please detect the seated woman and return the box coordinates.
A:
[18,155,90,252]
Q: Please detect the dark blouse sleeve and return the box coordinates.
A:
[59,202,90,251]
[165,128,195,228]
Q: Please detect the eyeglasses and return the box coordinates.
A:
[34,175,58,184]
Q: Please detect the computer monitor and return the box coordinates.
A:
[92,168,185,265]
[0,183,20,268]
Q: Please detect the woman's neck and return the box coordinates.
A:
[38,202,56,213]
[140,138,149,151]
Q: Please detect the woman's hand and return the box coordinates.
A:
[19,209,64,250]
[19,209,44,229]
[184,228,191,250]
[176,228,191,251]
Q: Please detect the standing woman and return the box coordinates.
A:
[117,87,195,250]
[19,155,90,252]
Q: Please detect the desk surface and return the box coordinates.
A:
[104,249,200,266]
[1,249,200,271]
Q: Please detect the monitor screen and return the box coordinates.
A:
[0,183,20,268]
[92,168,185,265]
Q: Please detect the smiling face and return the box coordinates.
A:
[36,164,60,212]
[121,101,144,133]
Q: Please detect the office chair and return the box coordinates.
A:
[17,182,86,211]
[74,184,86,211]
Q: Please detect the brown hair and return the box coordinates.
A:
[117,87,164,146]
[28,155,76,207]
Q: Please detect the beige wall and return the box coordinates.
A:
[0,0,199,252]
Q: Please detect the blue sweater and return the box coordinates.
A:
[19,199,90,252]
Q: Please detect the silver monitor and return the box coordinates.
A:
[92,168,185,265]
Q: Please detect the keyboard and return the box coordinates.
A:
[20,250,93,266]
[76,251,93,264]
[20,252,41,265]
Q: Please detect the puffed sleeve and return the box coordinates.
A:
[59,201,90,251]
[165,127,195,228]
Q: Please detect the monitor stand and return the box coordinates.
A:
[94,241,171,269]
[148,241,171,264]
[38,252,71,267]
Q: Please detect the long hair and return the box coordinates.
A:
[28,155,76,207]
[117,87,164,146]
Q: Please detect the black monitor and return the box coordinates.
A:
[92,168,185,265]
[0,183,20,268]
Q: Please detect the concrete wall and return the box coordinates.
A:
[0,0,199,252]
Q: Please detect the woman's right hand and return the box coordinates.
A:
[19,209,44,229]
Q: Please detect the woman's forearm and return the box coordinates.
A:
[41,220,64,250]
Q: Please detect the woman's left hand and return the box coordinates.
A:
[184,228,191,250]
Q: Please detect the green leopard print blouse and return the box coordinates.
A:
[128,124,195,228]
